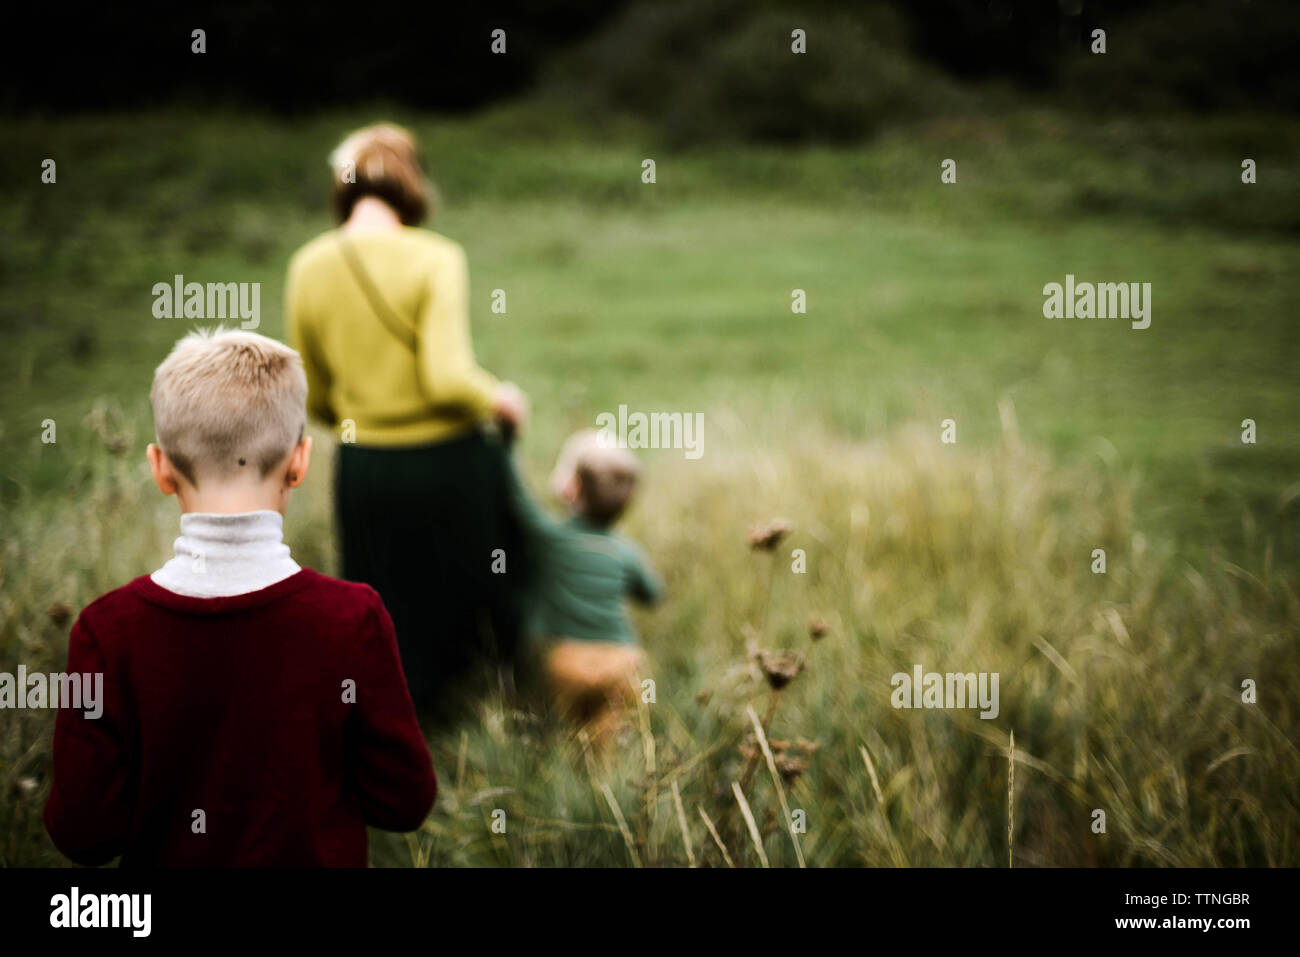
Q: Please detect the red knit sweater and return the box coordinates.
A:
[44,569,437,867]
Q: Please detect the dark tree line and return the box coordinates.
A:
[3,0,1296,119]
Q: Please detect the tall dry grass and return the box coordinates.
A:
[2,400,1297,866]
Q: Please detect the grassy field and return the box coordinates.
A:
[1,105,1298,866]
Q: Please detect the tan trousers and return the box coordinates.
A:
[545,640,646,745]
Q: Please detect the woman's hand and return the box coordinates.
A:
[493,382,530,435]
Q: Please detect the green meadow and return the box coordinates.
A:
[1,106,1297,866]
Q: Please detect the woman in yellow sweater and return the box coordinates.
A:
[285,123,528,718]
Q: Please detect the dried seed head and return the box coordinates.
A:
[755,649,804,690]
[776,738,819,781]
[748,519,793,551]
[774,753,809,781]
[738,735,819,781]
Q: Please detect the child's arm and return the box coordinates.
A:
[626,543,665,606]
[503,451,561,541]
[43,619,134,866]
[348,592,438,832]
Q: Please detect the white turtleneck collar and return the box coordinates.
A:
[151,511,301,598]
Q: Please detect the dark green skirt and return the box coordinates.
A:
[335,428,526,715]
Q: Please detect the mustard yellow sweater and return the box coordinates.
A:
[285,227,497,446]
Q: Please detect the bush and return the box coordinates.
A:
[540,0,967,145]
[1062,0,1300,113]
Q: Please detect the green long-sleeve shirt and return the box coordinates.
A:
[507,460,662,645]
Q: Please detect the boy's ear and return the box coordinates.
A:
[285,436,312,489]
[146,443,180,496]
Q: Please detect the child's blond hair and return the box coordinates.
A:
[550,430,641,526]
[150,328,307,485]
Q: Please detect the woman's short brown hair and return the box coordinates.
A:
[329,123,432,226]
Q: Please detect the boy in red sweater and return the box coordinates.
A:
[44,328,436,867]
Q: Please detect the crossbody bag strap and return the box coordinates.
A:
[336,236,419,353]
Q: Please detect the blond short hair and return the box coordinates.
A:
[551,430,642,526]
[150,328,307,485]
[329,122,431,226]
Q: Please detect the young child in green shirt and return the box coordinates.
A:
[508,430,663,743]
